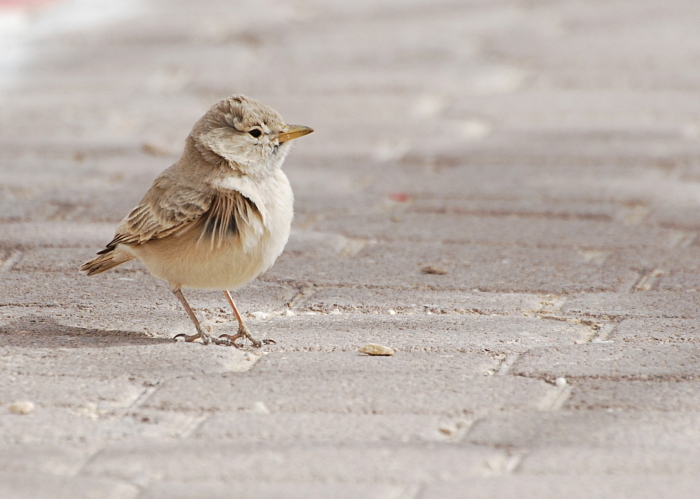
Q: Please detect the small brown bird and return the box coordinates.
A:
[80,95,313,347]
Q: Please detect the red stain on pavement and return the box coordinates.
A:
[389,193,409,202]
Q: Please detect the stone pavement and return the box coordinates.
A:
[1,0,700,497]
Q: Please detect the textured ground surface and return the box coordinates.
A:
[1,0,700,498]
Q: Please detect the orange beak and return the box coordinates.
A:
[277,125,314,143]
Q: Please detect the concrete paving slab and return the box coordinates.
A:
[0,343,259,380]
[0,406,202,445]
[561,292,700,319]
[0,443,94,476]
[140,482,404,499]
[141,351,542,416]
[314,212,682,250]
[0,472,138,499]
[193,413,472,444]
[614,319,700,344]
[249,314,594,352]
[83,441,508,483]
[297,287,547,315]
[511,344,700,380]
[419,476,700,499]
[0,374,144,412]
[268,239,645,293]
[467,410,700,449]
[521,446,700,475]
[565,379,700,412]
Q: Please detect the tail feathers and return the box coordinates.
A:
[80,250,135,276]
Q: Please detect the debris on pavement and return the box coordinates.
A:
[359,343,395,356]
[9,400,35,415]
[420,265,447,275]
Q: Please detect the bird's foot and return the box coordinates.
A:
[173,330,214,345]
[175,330,235,346]
[218,325,265,349]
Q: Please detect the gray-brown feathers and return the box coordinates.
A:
[80,178,263,276]
[79,251,135,276]
[80,94,307,283]
[199,191,262,250]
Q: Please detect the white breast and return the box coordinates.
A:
[249,169,294,273]
[131,170,294,291]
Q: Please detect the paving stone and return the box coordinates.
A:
[406,197,622,222]
[614,318,700,344]
[253,314,594,352]
[140,482,403,499]
[0,222,114,249]
[561,292,700,319]
[0,406,203,445]
[657,246,700,291]
[0,443,94,476]
[0,343,259,381]
[649,206,700,231]
[566,379,700,412]
[193,413,472,444]
[314,212,681,249]
[0,270,296,334]
[0,374,143,411]
[511,344,700,380]
[298,287,547,315]
[466,410,700,449]
[268,239,645,293]
[419,476,700,499]
[143,352,551,416]
[84,442,508,483]
[521,446,700,475]
[0,472,138,499]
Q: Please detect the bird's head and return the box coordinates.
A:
[189,94,313,176]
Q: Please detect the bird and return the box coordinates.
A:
[80,95,313,347]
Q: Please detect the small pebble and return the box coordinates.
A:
[421,265,447,275]
[359,343,395,356]
[252,401,270,414]
[284,309,296,316]
[9,401,35,415]
[250,311,268,319]
[555,377,568,387]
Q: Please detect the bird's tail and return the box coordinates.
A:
[79,249,135,276]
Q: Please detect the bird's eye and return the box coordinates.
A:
[248,128,262,138]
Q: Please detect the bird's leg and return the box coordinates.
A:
[218,290,266,348]
[172,289,224,345]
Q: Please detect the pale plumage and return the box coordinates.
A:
[80,95,312,347]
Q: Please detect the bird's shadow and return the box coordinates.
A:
[0,315,172,348]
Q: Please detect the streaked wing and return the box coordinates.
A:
[100,175,263,253]
[198,189,264,250]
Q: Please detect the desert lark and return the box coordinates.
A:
[80,95,312,347]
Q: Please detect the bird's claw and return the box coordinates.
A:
[173,332,211,345]
[218,327,264,348]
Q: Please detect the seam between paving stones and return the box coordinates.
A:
[0,250,23,273]
[71,381,166,484]
[401,484,426,499]
[287,283,323,309]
